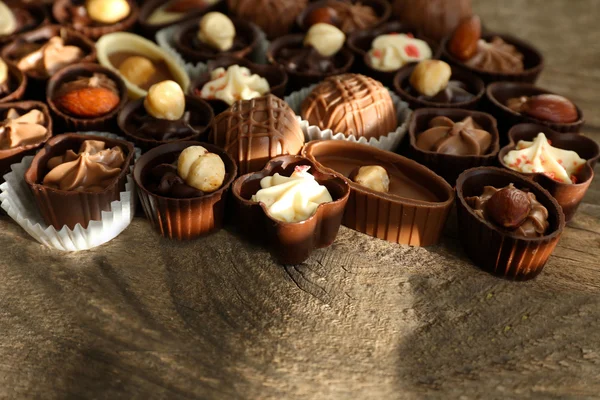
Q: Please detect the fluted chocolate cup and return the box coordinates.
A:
[499,124,599,222]
[232,155,350,265]
[190,56,288,116]
[52,0,139,40]
[0,61,27,104]
[303,140,455,246]
[24,133,135,230]
[46,63,128,133]
[408,108,500,185]
[456,167,565,280]
[486,82,584,136]
[133,141,237,240]
[393,64,484,110]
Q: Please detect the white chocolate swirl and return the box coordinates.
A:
[199,65,270,105]
[367,34,432,72]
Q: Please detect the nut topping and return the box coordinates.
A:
[177,145,225,192]
[54,87,120,119]
[144,80,185,121]
[304,7,339,28]
[508,94,579,124]
[303,23,345,57]
[449,15,481,61]
[86,0,131,24]
[485,186,531,229]
[118,56,157,87]
[198,12,236,52]
[409,60,452,97]
[350,165,390,193]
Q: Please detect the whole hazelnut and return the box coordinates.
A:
[144,80,186,121]
[0,58,7,85]
[118,56,157,87]
[409,60,452,97]
[86,0,131,24]
[304,7,339,28]
[303,23,345,57]
[350,165,390,193]
[198,12,236,52]
[177,146,226,193]
[485,186,531,229]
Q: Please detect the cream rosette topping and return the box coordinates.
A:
[17,37,84,76]
[199,65,270,105]
[0,109,47,150]
[251,165,333,223]
[367,33,432,72]
[503,132,586,184]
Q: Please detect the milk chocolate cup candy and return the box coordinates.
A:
[52,0,139,40]
[0,1,49,45]
[134,141,237,240]
[346,21,440,85]
[297,0,391,33]
[303,140,454,246]
[190,56,288,116]
[24,134,135,230]
[46,63,128,133]
[0,60,27,104]
[456,167,565,280]
[393,63,484,110]
[486,82,584,135]
[409,108,500,184]
[138,0,226,38]
[117,95,214,152]
[232,155,350,265]
[442,33,544,84]
[499,124,599,222]
[0,101,52,179]
[267,34,354,93]
[174,17,259,63]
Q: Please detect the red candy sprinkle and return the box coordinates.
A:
[544,172,556,180]
[406,32,414,38]
[373,49,383,58]
[571,175,578,184]
[547,139,552,145]
[557,159,563,164]
[405,44,419,57]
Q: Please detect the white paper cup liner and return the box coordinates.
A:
[0,132,141,252]
[156,24,270,83]
[285,84,412,152]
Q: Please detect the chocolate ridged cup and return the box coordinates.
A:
[138,0,226,38]
[232,155,350,265]
[499,124,599,222]
[24,133,135,230]
[117,95,214,152]
[52,0,139,40]
[0,61,27,104]
[46,63,128,133]
[486,82,584,136]
[1,25,97,101]
[190,56,288,116]
[174,17,259,64]
[267,34,354,93]
[393,64,484,110]
[346,21,441,86]
[0,0,49,45]
[303,140,455,246]
[442,33,544,84]
[296,0,392,33]
[134,141,237,240]
[456,167,565,280]
[408,108,500,185]
[0,101,52,179]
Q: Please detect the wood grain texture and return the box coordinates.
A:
[1,1,600,399]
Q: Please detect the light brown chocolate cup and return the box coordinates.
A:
[303,140,454,246]
[486,82,584,135]
[346,21,441,85]
[232,155,350,265]
[174,17,259,64]
[0,101,52,179]
[296,0,392,34]
[24,133,135,230]
[442,33,544,84]
[267,35,354,93]
[0,60,27,104]
[0,0,49,45]
[133,141,237,240]
[137,0,226,38]
[189,56,288,116]
[499,124,599,222]
[117,95,214,152]
[456,167,565,280]
[52,0,139,40]
[408,108,500,185]
[46,63,128,133]
[393,64,485,110]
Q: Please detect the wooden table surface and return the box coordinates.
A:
[2,1,600,399]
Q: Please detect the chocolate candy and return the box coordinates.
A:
[52,73,120,119]
[416,115,492,156]
[227,0,307,39]
[464,36,524,74]
[326,0,378,34]
[212,94,305,174]
[301,73,397,139]
[506,94,578,124]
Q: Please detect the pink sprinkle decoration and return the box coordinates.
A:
[547,139,553,145]
[295,165,311,175]
[406,32,414,38]
[545,172,556,180]
[373,49,383,58]
[405,44,419,58]
[571,175,578,184]
[557,159,562,164]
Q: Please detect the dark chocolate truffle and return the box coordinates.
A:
[227,0,307,39]
[301,73,397,140]
[416,115,492,156]
[211,94,305,174]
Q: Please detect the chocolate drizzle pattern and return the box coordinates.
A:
[301,73,397,139]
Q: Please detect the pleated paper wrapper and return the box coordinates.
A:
[0,132,140,252]
[284,85,412,152]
